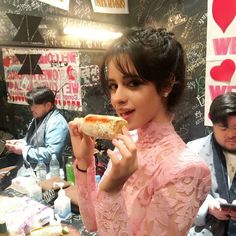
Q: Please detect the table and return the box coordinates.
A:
[1,187,98,236]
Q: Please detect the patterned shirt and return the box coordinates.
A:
[74,121,211,236]
[224,151,236,188]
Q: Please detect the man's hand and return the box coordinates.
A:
[228,200,236,221]
[5,139,23,145]
[5,140,24,155]
[5,143,23,155]
[208,198,230,220]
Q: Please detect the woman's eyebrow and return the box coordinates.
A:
[107,78,115,82]
[123,74,141,80]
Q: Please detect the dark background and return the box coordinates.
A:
[0,0,212,142]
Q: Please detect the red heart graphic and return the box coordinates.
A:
[213,0,236,33]
[210,59,235,82]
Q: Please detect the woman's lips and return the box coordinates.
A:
[120,110,134,120]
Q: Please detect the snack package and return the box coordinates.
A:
[0,196,54,235]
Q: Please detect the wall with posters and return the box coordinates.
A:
[0,0,219,143]
[128,0,212,142]
[0,49,113,138]
[0,0,125,138]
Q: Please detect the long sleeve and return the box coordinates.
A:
[74,158,98,232]
[74,158,131,234]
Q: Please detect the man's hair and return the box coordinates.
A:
[25,86,55,105]
[209,92,236,126]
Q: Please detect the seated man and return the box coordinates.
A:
[5,86,70,171]
[188,92,236,236]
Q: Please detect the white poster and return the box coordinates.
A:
[205,0,236,125]
[91,0,129,14]
[39,0,70,11]
[3,48,82,111]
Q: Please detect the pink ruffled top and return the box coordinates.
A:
[74,121,211,236]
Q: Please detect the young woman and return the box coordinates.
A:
[69,27,211,236]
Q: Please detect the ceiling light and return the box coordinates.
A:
[64,26,122,41]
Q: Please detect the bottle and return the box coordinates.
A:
[50,154,60,178]
[96,175,101,184]
[53,182,71,220]
[0,221,9,236]
[65,156,75,184]
[35,159,47,181]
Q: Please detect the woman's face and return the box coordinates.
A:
[107,58,169,130]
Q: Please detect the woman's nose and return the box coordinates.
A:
[111,87,127,104]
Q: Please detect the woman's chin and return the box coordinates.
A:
[127,123,138,131]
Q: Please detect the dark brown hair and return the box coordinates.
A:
[100,27,186,112]
[26,86,55,105]
[209,92,236,126]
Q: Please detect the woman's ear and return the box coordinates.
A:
[162,74,176,98]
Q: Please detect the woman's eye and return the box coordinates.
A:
[127,79,143,87]
[108,83,117,91]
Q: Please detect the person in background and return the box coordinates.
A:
[188,92,236,236]
[5,86,70,170]
[69,27,211,236]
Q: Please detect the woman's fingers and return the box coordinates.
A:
[69,118,82,136]
[107,149,120,164]
[110,134,137,176]
[122,126,130,136]
[114,134,137,158]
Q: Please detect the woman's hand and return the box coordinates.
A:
[99,126,138,193]
[69,118,95,170]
